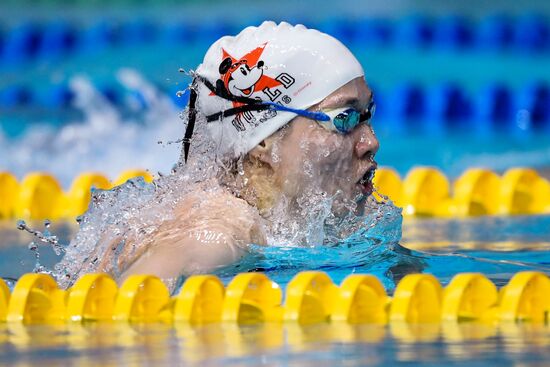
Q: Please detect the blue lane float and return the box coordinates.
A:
[426,83,473,127]
[80,19,120,52]
[477,14,514,50]
[475,83,515,128]
[2,80,549,131]
[0,85,33,108]
[394,15,434,48]
[98,84,123,106]
[1,15,550,67]
[514,14,550,52]
[38,84,75,109]
[38,21,77,59]
[390,82,427,123]
[517,82,550,129]
[434,15,474,49]
[1,22,42,65]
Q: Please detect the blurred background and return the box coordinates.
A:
[1,0,550,187]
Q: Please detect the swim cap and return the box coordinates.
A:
[194,21,364,158]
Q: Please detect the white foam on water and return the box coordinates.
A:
[0,69,184,188]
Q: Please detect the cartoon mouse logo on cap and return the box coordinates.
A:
[220,58,265,97]
[217,43,282,100]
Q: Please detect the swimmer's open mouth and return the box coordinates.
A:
[357,165,377,195]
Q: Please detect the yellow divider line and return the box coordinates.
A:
[0,169,153,220]
[0,167,549,220]
[2,271,549,325]
[374,166,550,217]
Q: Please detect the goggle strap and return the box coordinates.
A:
[183,75,332,163]
[206,103,271,122]
[261,101,330,121]
[183,86,198,163]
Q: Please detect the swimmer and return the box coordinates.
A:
[60,21,379,286]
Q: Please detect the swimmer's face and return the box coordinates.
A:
[264,77,379,215]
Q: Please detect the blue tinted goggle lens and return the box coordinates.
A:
[333,109,361,133]
[328,101,376,134]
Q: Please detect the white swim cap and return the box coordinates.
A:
[191,21,364,158]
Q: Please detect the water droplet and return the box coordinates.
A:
[176,90,185,98]
[17,220,26,231]
[44,219,51,228]
[178,68,185,73]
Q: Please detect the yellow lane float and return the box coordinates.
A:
[0,172,19,219]
[1,167,549,220]
[64,172,111,217]
[113,169,154,186]
[2,271,549,326]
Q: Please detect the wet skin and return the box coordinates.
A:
[249,76,379,216]
[99,77,379,284]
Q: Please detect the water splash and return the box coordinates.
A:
[16,219,65,274]
[23,68,406,292]
[52,83,228,288]
[236,197,408,290]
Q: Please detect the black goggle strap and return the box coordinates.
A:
[205,103,272,122]
[205,101,330,122]
[182,74,333,162]
[183,85,198,163]
[183,76,264,163]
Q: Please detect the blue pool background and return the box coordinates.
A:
[1,0,550,185]
[1,1,550,366]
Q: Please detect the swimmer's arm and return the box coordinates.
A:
[118,190,267,281]
[120,218,265,281]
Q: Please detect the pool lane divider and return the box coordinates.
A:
[1,15,550,68]
[373,166,550,216]
[0,169,154,220]
[3,81,550,130]
[2,166,549,220]
[1,271,548,325]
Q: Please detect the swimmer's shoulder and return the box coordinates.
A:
[174,187,267,245]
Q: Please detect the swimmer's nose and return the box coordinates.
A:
[353,124,379,159]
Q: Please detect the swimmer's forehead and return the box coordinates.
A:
[318,79,373,111]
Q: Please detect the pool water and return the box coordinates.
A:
[1,8,550,366]
[3,214,550,288]
[0,322,548,366]
[0,213,548,365]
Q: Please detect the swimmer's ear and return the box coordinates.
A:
[248,138,275,168]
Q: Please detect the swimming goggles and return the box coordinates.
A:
[259,100,376,134]
[183,74,375,161]
[316,102,376,134]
